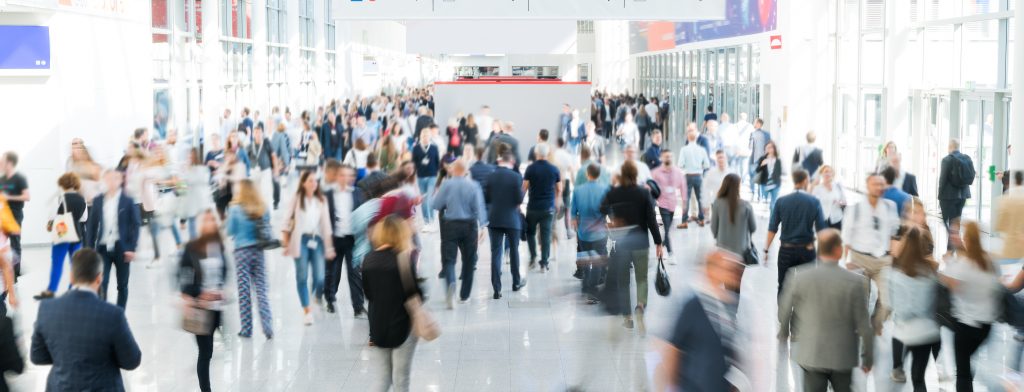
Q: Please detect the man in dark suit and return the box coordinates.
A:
[0,308,23,392]
[485,151,526,297]
[938,138,973,252]
[324,162,365,317]
[84,170,141,309]
[485,121,521,172]
[467,146,495,192]
[31,248,142,391]
[656,250,745,392]
[890,154,919,197]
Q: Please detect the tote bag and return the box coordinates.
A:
[49,195,79,244]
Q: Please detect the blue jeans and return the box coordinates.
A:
[417,176,437,224]
[684,174,704,221]
[441,220,478,300]
[765,186,780,213]
[48,242,81,292]
[748,163,762,200]
[489,227,521,293]
[525,209,554,266]
[294,234,326,308]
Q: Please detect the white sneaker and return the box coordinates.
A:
[303,313,314,326]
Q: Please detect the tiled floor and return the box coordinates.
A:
[3,191,1020,391]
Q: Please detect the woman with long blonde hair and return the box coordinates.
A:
[225,180,274,339]
[940,220,1001,391]
[362,214,421,391]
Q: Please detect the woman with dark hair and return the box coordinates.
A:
[709,173,756,259]
[460,113,479,148]
[755,140,783,211]
[282,170,336,325]
[888,225,941,389]
[178,209,228,392]
[35,173,87,300]
[599,160,663,336]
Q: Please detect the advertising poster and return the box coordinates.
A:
[629,0,777,54]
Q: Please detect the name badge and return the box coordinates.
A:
[421,158,430,166]
[307,238,319,250]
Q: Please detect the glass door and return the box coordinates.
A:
[958,96,996,228]
[920,94,949,210]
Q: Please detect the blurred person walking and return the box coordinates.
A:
[432,159,487,304]
[523,143,562,272]
[84,170,141,309]
[34,173,87,300]
[0,152,30,278]
[600,161,663,335]
[485,151,526,297]
[754,141,783,211]
[412,126,441,231]
[811,165,846,230]
[655,250,745,392]
[843,173,901,332]
[30,248,142,391]
[225,180,274,339]
[571,163,610,299]
[325,163,366,317]
[178,210,228,392]
[651,150,686,260]
[938,139,974,254]
[282,170,336,325]
[778,229,873,392]
[363,215,423,392]
[765,169,826,294]
[677,128,710,229]
[941,221,1002,392]
[747,118,770,201]
[888,225,941,389]
[710,174,757,264]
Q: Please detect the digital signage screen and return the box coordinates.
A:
[0,25,51,75]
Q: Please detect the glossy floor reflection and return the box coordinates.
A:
[3,193,1019,391]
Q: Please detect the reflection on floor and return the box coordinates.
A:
[4,194,1019,391]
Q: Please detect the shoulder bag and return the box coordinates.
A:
[397,250,441,341]
[182,303,214,336]
[49,194,80,244]
[253,213,281,250]
[0,197,19,235]
[742,241,759,266]
[655,256,671,296]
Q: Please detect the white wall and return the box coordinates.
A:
[0,6,151,245]
[405,20,577,55]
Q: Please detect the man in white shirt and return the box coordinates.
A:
[678,129,711,227]
[476,106,494,145]
[702,150,731,219]
[324,162,365,317]
[84,170,141,309]
[583,121,606,164]
[734,113,754,181]
[842,173,901,331]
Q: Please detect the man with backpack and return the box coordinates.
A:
[938,138,975,253]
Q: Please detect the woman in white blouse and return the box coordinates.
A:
[282,170,336,325]
[811,165,846,230]
[940,220,1002,392]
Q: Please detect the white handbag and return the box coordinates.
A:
[49,194,80,244]
[893,317,941,346]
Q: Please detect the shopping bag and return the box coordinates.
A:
[49,195,79,244]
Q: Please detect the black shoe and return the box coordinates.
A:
[529,258,538,270]
[513,280,527,291]
[34,291,54,300]
[238,333,252,339]
[438,271,444,279]
[326,302,336,314]
[493,292,502,300]
[354,309,367,319]
[572,269,584,280]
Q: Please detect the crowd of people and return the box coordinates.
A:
[0,86,1022,392]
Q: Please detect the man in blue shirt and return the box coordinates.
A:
[765,169,826,294]
[881,166,911,218]
[572,163,610,298]
[433,159,487,307]
[523,143,563,272]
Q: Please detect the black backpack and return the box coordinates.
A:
[950,153,976,188]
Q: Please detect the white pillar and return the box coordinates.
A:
[1012,0,1024,170]
[252,0,269,110]
[201,0,224,141]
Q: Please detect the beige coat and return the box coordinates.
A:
[282,196,335,258]
[996,188,1024,259]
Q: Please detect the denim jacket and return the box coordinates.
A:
[225,205,270,249]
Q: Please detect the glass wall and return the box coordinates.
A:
[634,43,763,145]
[220,0,253,109]
[267,0,288,106]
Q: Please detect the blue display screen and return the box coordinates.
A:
[0,25,51,70]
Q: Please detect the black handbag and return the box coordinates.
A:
[1002,289,1024,328]
[254,216,281,250]
[655,257,671,296]
[742,241,759,266]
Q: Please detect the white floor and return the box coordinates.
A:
[3,193,1021,391]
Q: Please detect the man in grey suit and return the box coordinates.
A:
[778,229,873,392]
